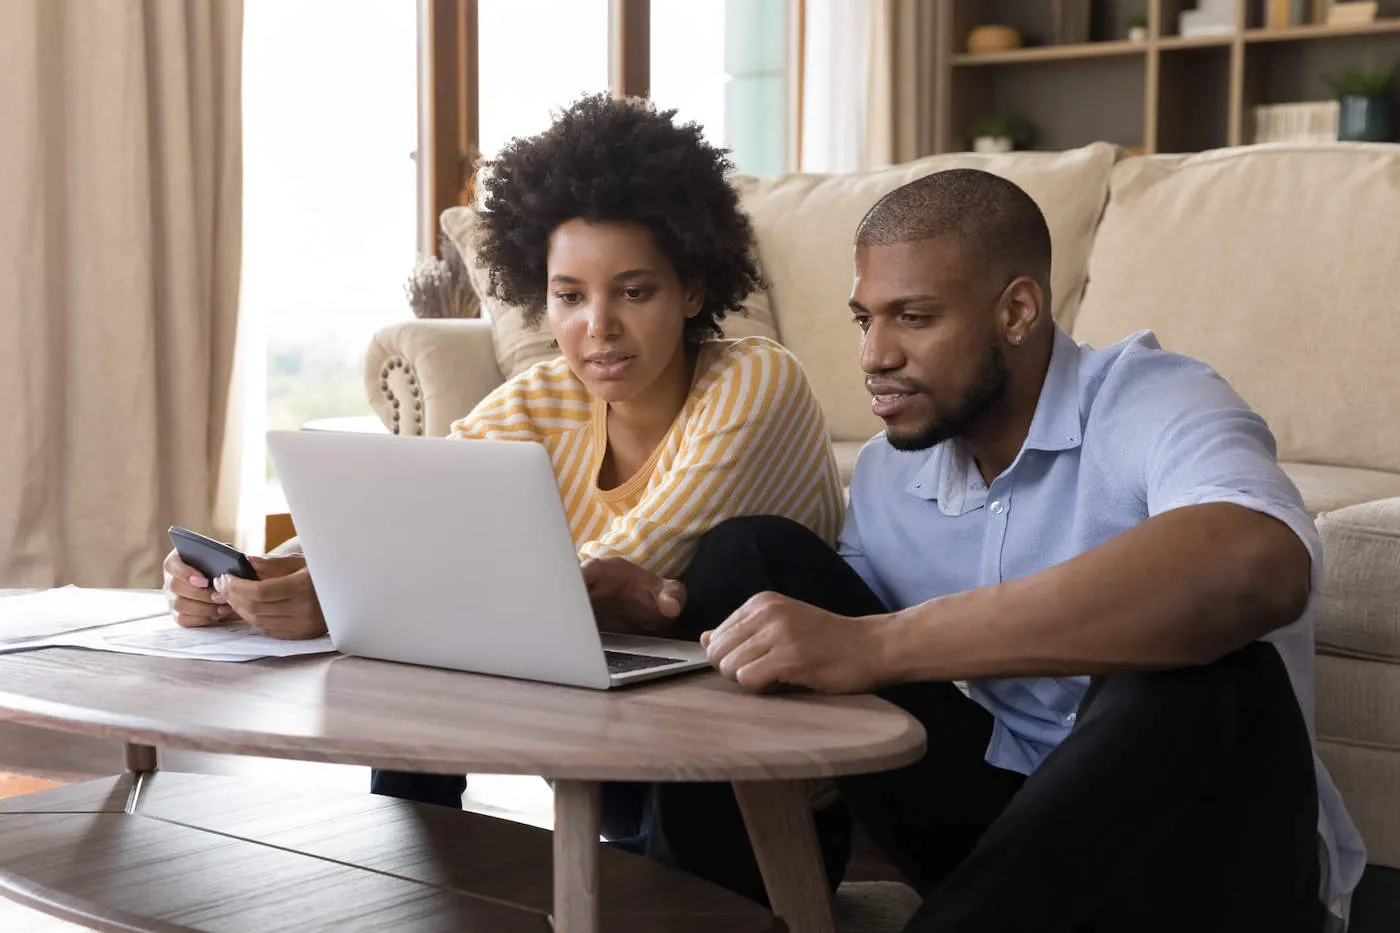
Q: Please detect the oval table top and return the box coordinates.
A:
[0,649,926,781]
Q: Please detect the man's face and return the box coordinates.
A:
[850,236,1008,451]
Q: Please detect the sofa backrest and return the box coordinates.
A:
[1072,144,1400,474]
[736,143,1119,442]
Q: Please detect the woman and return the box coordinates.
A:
[163,95,848,903]
[166,93,841,639]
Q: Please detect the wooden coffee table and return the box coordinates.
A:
[0,647,925,932]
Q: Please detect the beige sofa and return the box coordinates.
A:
[365,142,1400,877]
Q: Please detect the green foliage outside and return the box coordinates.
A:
[266,339,370,482]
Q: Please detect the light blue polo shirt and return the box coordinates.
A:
[839,325,1364,925]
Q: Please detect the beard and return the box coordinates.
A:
[885,339,1009,452]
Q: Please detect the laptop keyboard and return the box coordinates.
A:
[604,650,684,676]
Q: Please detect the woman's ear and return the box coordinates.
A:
[683,281,705,320]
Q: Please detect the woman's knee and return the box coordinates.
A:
[693,515,829,563]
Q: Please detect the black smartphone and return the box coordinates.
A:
[168,526,259,582]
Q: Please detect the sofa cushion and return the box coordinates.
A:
[1316,497,1400,661]
[1281,464,1400,518]
[832,441,866,487]
[1318,740,1400,870]
[1317,654,1400,753]
[439,206,780,380]
[1073,144,1400,474]
[736,143,1119,442]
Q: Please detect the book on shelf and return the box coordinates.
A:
[1253,101,1340,144]
[1327,1,1379,23]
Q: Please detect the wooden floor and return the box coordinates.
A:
[0,721,559,932]
[0,770,93,929]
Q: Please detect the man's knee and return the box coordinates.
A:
[1083,641,1295,737]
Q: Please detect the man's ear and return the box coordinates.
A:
[999,276,1046,345]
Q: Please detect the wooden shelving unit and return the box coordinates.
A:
[934,0,1400,154]
[952,39,1146,65]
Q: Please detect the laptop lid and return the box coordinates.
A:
[266,430,612,690]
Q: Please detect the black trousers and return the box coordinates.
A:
[374,515,1327,932]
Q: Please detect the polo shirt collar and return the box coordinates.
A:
[1023,326,1085,453]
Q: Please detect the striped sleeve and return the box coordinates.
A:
[579,341,843,577]
[450,358,590,443]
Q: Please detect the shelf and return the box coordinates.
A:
[952,40,1146,66]
[1245,18,1400,43]
[1156,33,1237,50]
[950,18,1400,66]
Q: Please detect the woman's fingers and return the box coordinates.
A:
[215,571,325,639]
[172,596,236,627]
[163,549,209,589]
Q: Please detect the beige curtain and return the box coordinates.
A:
[866,0,938,168]
[0,0,244,588]
[801,0,937,172]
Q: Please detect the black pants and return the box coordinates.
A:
[374,515,1326,931]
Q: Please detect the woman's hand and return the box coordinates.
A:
[213,554,328,640]
[164,549,239,627]
[581,557,686,636]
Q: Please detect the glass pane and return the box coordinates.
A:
[649,0,728,150]
[242,0,418,503]
[726,74,785,178]
[478,0,611,159]
[651,0,789,177]
[724,0,785,74]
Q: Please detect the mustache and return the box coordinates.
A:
[865,375,930,394]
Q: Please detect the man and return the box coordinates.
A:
[679,169,1365,931]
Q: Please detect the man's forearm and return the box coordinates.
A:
[876,503,1310,684]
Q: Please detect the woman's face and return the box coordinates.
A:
[545,219,701,404]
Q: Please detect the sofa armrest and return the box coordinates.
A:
[364,319,503,437]
[1317,496,1400,662]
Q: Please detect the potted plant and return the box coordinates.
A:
[968,114,1031,153]
[1126,13,1149,42]
[1326,66,1394,142]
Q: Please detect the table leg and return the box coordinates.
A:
[122,743,157,814]
[552,779,600,933]
[734,780,837,933]
[123,742,158,774]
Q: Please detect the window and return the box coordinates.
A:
[477,0,610,160]
[241,0,419,522]
[651,0,791,177]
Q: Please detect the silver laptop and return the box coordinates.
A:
[266,430,710,689]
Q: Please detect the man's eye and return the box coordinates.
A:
[852,316,871,331]
[900,313,929,326]
[555,292,583,305]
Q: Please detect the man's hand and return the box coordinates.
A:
[212,554,328,640]
[701,592,891,694]
[581,557,686,636]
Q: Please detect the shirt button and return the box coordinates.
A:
[990,500,1005,514]
[1067,712,1077,724]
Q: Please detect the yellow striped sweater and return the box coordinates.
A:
[451,337,843,578]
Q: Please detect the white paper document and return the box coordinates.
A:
[0,586,170,643]
[66,614,335,661]
[0,587,334,661]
